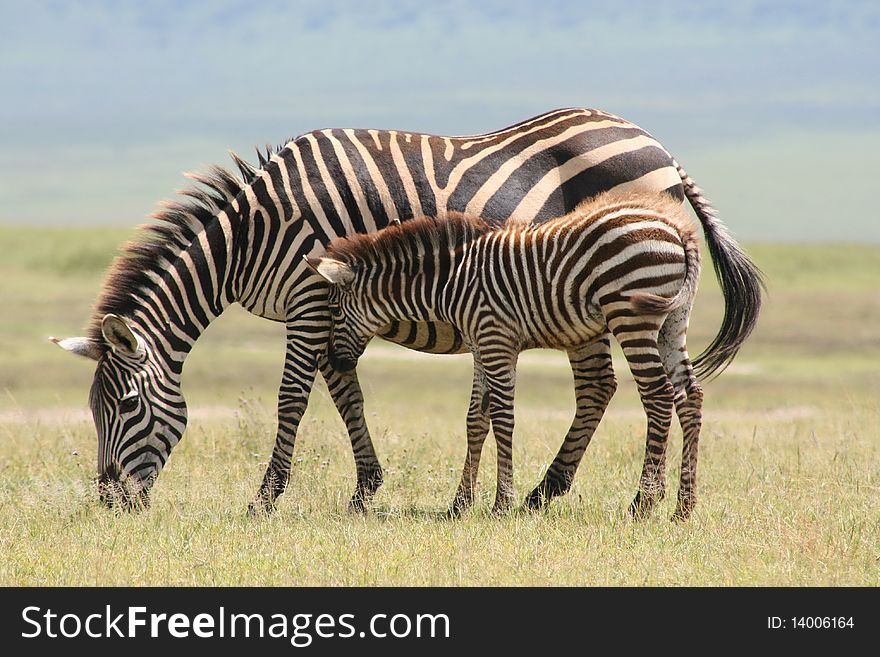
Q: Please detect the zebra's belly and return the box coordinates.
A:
[520,326,605,352]
[512,306,607,352]
[377,320,468,355]
[496,294,606,352]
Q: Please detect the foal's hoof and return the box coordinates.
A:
[629,490,662,520]
[491,502,514,516]
[670,498,695,522]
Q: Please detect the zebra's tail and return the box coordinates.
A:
[675,161,765,379]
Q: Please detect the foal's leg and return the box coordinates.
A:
[480,344,519,513]
[450,358,491,515]
[524,335,617,509]
[608,315,675,520]
[658,305,704,521]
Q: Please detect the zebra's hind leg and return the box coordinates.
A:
[524,335,617,510]
[320,357,383,514]
[658,305,704,521]
[608,317,675,520]
[449,359,491,516]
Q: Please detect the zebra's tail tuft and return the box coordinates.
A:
[676,161,765,380]
[630,292,682,315]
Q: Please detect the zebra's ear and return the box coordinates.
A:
[303,255,354,286]
[303,255,323,276]
[101,314,142,357]
[49,336,102,362]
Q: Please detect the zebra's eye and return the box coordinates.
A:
[118,394,138,414]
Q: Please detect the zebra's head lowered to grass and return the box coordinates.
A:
[47,161,255,510]
[51,314,187,510]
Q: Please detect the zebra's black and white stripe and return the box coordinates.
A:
[312,190,756,519]
[50,108,761,513]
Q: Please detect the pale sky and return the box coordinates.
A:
[1,1,878,240]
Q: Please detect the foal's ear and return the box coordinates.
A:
[49,336,102,361]
[303,256,355,286]
[101,314,142,357]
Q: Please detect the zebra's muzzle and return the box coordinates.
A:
[329,353,358,373]
[97,464,151,511]
[327,343,358,373]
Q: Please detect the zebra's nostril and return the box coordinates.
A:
[100,462,122,483]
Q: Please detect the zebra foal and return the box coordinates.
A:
[309,191,753,520]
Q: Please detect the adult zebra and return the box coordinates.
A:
[308,191,720,519]
[51,107,755,513]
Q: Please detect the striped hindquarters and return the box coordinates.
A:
[470,191,699,349]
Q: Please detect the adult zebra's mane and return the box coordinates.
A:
[324,212,495,268]
[86,148,283,352]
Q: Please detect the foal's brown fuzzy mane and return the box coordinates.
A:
[324,212,496,265]
[86,149,280,353]
[326,190,696,268]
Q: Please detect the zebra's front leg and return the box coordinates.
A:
[319,356,383,513]
[249,330,319,516]
[481,346,519,514]
[524,336,617,510]
[449,359,491,516]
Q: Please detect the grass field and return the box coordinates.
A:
[1,226,878,585]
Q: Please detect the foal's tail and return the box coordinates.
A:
[676,161,765,379]
[630,214,701,316]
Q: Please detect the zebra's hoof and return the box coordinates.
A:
[524,473,571,511]
[523,489,548,511]
[247,499,274,518]
[446,499,471,519]
[346,496,368,514]
[629,491,658,521]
